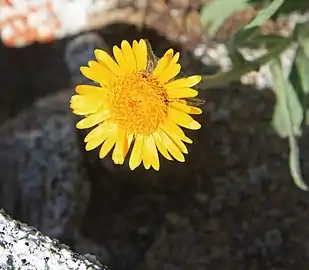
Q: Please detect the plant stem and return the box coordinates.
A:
[200,37,293,89]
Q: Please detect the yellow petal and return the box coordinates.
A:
[165,75,202,89]
[72,108,98,116]
[142,135,160,170]
[70,95,103,115]
[99,129,117,159]
[85,132,108,151]
[76,110,110,129]
[124,133,134,158]
[129,135,144,170]
[170,101,202,115]
[169,136,188,154]
[121,40,136,72]
[168,107,201,130]
[70,95,93,106]
[160,131,185,162]
[133,39,147,71]
[112,129,127,165]
[72,110,85,115]
[142,141,152,170]
[84,122,113,142]
[132,40,138,52]
[157,63,181,84]
[187,106,203,115]
[167,88,198,98]
[164,51,180,67]
[75,85,107,98]
[156,52,180,83]
[88,60,115,85]
[113,45,130,73]
[161,120,192,143]
[172,52,180,64]
[145,135,160,171]
[152,154,160,171]
[132,41,139,57]
[94,49,123,76]
[80,66,102,83]
[138,39,148,70]
[153,49,174,77]
[152,132,173,161]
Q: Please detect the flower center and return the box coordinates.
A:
[109,72,168,135]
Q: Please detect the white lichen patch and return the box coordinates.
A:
[0,210,105,270]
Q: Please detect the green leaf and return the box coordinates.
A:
[270,59,308,191]
[297,23,309,64]
[301,37,309,59]
[239,33,287,49]
[233,27,260,47]
[200,0,249,37]
[296,53,309,94]
[294,47,309,97]
[227,42,248,67]
[291,24,309,125]
[289,51,305,108]
[244,0,285,30]
[270,59,303,137]
[288,134,308,191]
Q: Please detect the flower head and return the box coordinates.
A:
[70,39,202,171]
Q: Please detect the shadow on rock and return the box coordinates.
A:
[0,40,71,124]
[79,83,309,270]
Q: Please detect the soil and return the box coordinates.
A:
[1,24,309,270]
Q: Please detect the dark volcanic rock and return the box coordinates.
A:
[0,90,89,242]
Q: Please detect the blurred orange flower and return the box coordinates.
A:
[0,0,60,47]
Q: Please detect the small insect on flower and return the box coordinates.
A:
[70,39,203,171]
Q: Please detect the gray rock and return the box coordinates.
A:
[264,229,283,250]
[0,90,90,241]
[0,33,114,266]
[0,209,105,270]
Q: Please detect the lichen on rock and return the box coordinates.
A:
[0,209,106,270]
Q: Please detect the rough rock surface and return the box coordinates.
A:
[0,90,89,242]
[0,33,111,266]
[80,83,309,270]
[0,209,105,270]
[3,76,309,270]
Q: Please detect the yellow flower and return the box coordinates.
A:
[70,39,202,171]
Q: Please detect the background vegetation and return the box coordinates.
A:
[200,0,309,190]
